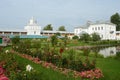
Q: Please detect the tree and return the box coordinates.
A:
[72,35,79,40]
[79,33,91,42]
[91,33,101,41]
[58,26,66,31]
[56,32,61,36]
[111,13,120,31]
[43,24,53,30]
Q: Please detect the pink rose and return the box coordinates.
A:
[0,67,4,75]
[0,76,9,80]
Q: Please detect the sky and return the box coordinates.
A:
[0,0,120,32]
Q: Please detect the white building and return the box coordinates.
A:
[74,21,116,40]
[24,17,41,35]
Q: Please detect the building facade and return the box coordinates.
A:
[24,17,41,35]
[74,21,116,40]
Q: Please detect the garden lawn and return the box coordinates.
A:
[14,54,80,80]
[96,58,120,80]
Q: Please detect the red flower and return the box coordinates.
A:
[0,67,4,75]
[59,48,64,54]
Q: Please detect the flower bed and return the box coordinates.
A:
[11,50,104,79]
[11,38,104,79]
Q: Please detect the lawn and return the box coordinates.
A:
[96,58,120,80]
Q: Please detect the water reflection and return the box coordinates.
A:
[81,46,120,58]
[99,47,116,57]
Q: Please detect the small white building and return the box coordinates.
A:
[74,21,116,40]
[24,17,41,35]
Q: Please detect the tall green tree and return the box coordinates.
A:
[111,13,120,31]
[58,26,66,31]
[43,24,53,30]
[91,33,101,41]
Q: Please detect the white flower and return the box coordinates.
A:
[5,50,9,53]
[26,64,33,72]
[16,46,18,49]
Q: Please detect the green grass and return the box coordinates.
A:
[96,58,120,80]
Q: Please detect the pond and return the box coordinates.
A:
[75,46,120,58]
[98,47,117,57]
[89,46,120,58]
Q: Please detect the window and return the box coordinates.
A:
[101,27,103,30]
[101,35,103,38]
[34,31,36,34]
[95,27,97,30]
[98,27,100,30]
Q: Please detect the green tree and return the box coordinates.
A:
[43,24,53,30]
[58,26,66,31]
[111,13,120,31]
[79,33,91,42]
[72,35,79,40]
[91,33,101,41]
[56,32,61,36]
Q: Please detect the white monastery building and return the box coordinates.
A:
[24,17,41,35]
[74,21,117,40]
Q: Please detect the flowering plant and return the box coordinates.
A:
[79,68,104,80]
[26,65,33,72]
[0,66,9,80]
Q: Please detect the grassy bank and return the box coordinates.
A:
[96,58,120,80]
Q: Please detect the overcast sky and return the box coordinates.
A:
[0,0,120,31]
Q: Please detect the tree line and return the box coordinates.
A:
[43,24,66,31]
